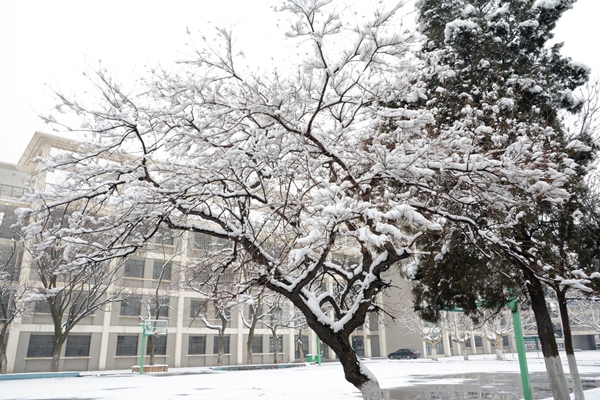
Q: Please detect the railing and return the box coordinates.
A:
[0,184,26,199]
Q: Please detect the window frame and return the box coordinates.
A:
[213,335,230,354]
[120,296,142,316]
[152,261,172,280]
[116,335,138,356]
[65,334,91,357]
[188,335,207,355]
[26,334,54,358]
[124,259,145,278]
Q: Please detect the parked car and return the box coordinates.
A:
[388,348,421,359]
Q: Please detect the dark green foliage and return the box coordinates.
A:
[410,229,517,323]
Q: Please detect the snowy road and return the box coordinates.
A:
[3,351,600,400]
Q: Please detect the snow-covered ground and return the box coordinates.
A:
[4,351,600,400]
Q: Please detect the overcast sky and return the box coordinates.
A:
[0,0,598,165]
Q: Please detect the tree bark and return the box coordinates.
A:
[522,268,570,399]
[50,340,65,372]
[273,332,279,364]
[246,305,257,365]
[0,329,7,374]
[333,334,381,400]
[217,334,224,367]
[495,336,503,361]
[557,288,585,400]
[148,335,155,366]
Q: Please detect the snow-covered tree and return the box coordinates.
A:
[141,251,179,366]
[412,0,593,398]
[480,310,513,361]
[0,242,28,374]
[392,296,448,361]
[21,0,593,397]
[24,236,125,372]
[240,295,263,365]
[450,313,473,360]
[569,300,600,333]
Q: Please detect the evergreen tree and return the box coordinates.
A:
[412,1,591,398]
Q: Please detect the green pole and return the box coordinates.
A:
[317,336,322,365]
[510,298,532,400]
[139,322,147,375]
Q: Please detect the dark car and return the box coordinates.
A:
[388,348,421,359]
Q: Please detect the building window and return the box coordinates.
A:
[124,259,145,278]
[27,334,54,357]
[152,261,172,280]
[120,296,141,316]
[155,231,174,246]
[190,300,206,318]
[116,335,138,356]
[188,336,206,355]
[149,298,170,318]
[475,336,483,347]
[368,311,379,331]
[251,336,263,353]
[194,232,229,251]
[213,336,230,354]
[65,335,91,357]
[269,336,282,353]
[146,335,167,355]
[34,300,52,314]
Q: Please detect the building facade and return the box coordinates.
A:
[3,132,595,374]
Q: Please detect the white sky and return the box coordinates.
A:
[0,0,598,165]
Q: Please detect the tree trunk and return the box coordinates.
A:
[217,334,224,367]
[334,335,381,400]
[50,340,64,372]
[273,336,279,364]
[522,268,570,399]
[557,288,585,400]
[246,304,258,365]
[0,340,7,374]
[461,342,468,360]
[148,335,155,366]
[495,336,503,361]
[0,330,7,374]
[427,341,439,361]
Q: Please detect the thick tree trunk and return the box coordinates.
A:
[334,335,381,400]
[461,342,468,360]
[523,269,570,399]
[495,337,503,361]
[50,340,64,372]
[557,288,585,400]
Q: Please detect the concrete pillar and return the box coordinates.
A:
[443,332,452,357]
[288,329,295,362]
[483,336,492,354]
[173,293,185,367]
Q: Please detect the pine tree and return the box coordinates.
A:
[413,1,591,398]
